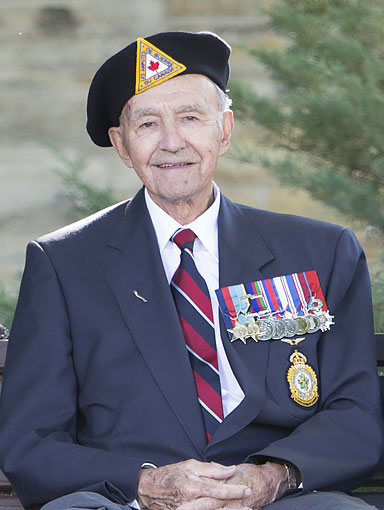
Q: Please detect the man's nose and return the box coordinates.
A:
[158,119,186,152]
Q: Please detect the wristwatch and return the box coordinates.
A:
[283,463,298,490]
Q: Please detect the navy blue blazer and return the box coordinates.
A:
[0,188,382,509]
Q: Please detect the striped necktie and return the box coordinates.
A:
[171,228,223,441]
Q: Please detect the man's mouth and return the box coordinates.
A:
[155,162,195,169]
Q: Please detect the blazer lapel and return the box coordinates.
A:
[105,189,206,455]
[209,195,275,448]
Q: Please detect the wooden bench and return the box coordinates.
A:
[0,334,383,510]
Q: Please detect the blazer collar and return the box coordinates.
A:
[218,194,274,280]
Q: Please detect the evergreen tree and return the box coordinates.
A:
[230,0,384,234]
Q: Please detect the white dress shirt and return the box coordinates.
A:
[145,185,244,417]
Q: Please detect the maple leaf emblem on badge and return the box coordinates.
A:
[148,60,159,72]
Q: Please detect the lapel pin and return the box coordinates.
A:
[133,290,148,303]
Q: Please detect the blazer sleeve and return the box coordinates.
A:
[0,242,143,510]
[247,228,384,491]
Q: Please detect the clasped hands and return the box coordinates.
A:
[137,459,288,510]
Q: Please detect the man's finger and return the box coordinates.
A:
[178,498,252,510]
[177,497,218,510]
[188,461,237,480]
[211,507,253,510]
[183,480,252,500]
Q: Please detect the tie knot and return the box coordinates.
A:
[172,228,197,251]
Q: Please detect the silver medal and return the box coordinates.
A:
[256,319,273,341]
[271,318,286,340]
[282,318,299,338]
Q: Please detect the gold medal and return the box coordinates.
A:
[287,350,319,407]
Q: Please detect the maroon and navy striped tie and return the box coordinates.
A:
[171,228,224,441]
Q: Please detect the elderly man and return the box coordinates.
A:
[0,31,382,510]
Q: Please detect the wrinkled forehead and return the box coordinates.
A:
[121,74,220,120]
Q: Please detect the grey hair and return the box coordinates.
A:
[214,83,233,112]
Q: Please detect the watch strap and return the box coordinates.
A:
[283,463,297,490]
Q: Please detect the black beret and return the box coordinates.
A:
[86,31,231,147]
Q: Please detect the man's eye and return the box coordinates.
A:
[140,121,154,129]
[184,115,197,121]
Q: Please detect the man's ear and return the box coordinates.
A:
[108,127,134,168]
[218,110,234,156]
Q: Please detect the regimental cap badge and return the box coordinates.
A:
[136,38,187,95]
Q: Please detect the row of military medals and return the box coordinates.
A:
[227,290,334,407]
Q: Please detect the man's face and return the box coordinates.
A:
[109,74,233,210]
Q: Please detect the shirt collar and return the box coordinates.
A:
[144,183,220,259]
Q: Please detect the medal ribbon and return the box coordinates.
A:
[216,271,329,338]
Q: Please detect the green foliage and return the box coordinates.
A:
[45,141,117,220]
[230,0,384,235]
[372,260,384,333]
[0,277,20,330]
